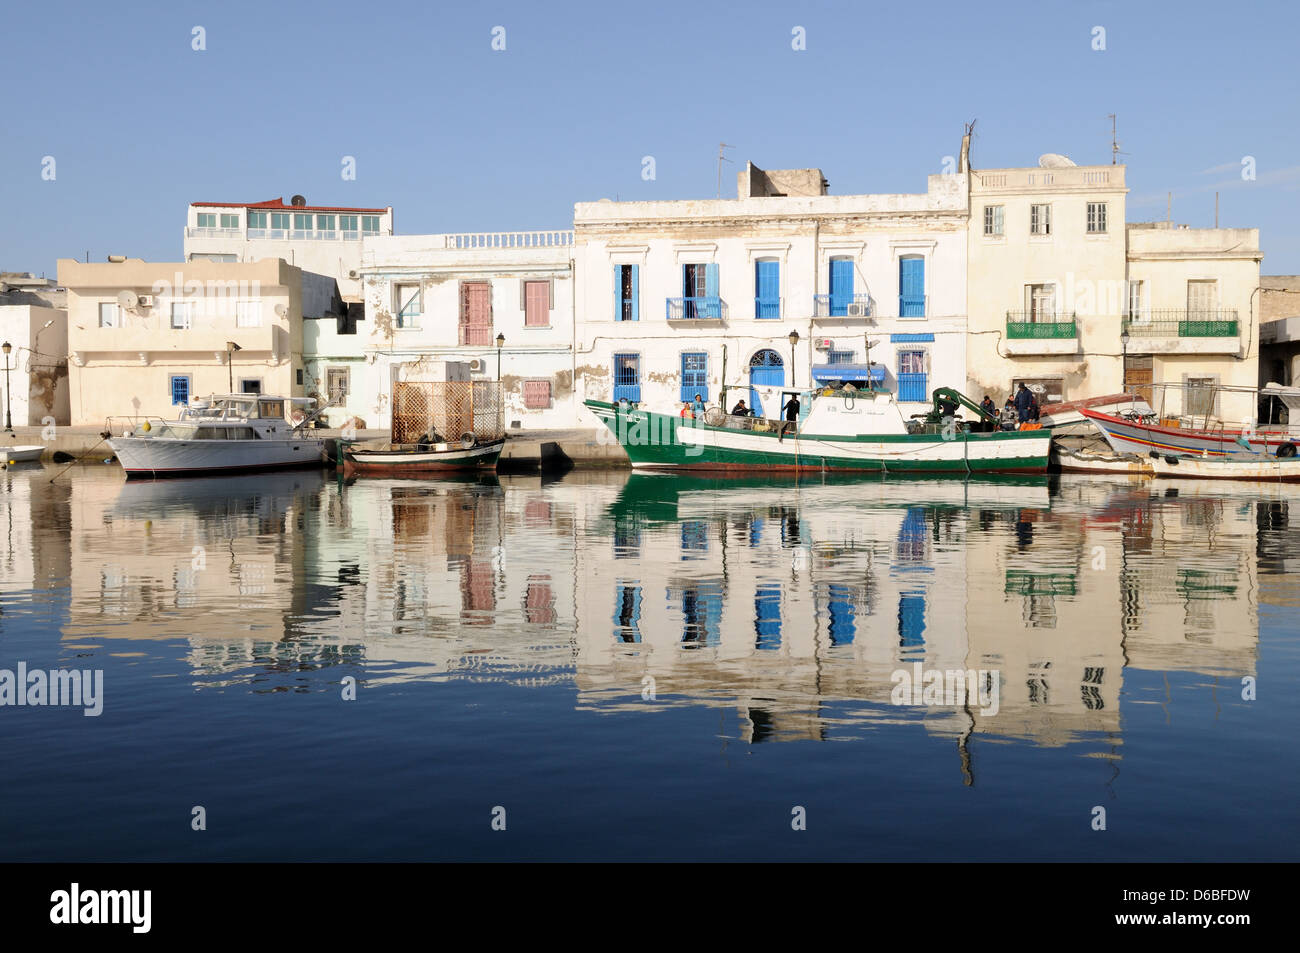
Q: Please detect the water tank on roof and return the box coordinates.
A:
[1038,154,1077,168]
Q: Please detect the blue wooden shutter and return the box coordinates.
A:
[629,264,638,321]
[900,257,925,316]
[830,258,854,315]
[705,263,719,297]
[756,260,779,318]
[613,265,621,320]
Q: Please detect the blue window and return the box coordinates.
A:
[681,581,723,646]
[755,260,780,318]
[829,258,854,316]
[900,256,926,316]
[755,583,782,650]
[680,263,721,319]
[827,584,856,646]
[681,520,708,556]
[827,349,855,365]
[613,353,641,402]
[680,351,709,402]
[899,592,927,648]
[897,349,927,402]
[169,375,191,405]
[614,264,639,321]
[614,585,642,643]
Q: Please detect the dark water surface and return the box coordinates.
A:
[0,464,1295,861]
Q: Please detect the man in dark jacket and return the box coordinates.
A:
[1014,383,1033,423]
[979,396,998,432]
[778,394,801,442]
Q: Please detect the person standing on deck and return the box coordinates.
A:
[980,395,998,432]
[1014,383,1033,423]
[778,394,801,442]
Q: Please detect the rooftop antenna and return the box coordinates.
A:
[1107,114,1127,165]
[716,142,734,199]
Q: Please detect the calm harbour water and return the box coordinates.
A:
[0,463,1296,861]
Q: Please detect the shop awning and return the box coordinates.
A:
[811,363,885,383]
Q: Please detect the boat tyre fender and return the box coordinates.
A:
[1277,442,1297,458]
[460,433,476,450]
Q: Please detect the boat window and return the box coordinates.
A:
[258,399,284,419]
[227,427,255,440]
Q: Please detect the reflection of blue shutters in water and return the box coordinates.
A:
[896,506,930,566]
[613,585,642,643]
[900,256,925,316]
[829,258,854,315]
[749,518,763,548]
[897,349,927,402]
[613,352,640,402]
[680,351,709,402]
[898,592,926,647]
[749,349,784,417]
[755,583,781,650]
[681,581,723,646]
[680,520,708,556]
[755,260,780,318]
[827,584,855,645]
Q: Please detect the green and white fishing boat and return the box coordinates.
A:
[586,386,1050,474]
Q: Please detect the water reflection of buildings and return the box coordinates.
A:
[34,464,1270,759]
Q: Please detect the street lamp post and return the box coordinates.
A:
[1120,327,1130,394]
[2,341,12,434]
[788,330,800,389]
[226,341,242,394]
[495,332,505,381]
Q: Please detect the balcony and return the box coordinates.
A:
[666,297,726,322]
[438,230,574,250]
[813,294,872,318]
[186,227,243,239]
[1122,310,1241,355]
[754,297,782,319]
[1005,311,1079,355]
[459,325,495,346]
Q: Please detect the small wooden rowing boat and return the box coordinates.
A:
[2,445,45,464]
[343,437,505,476]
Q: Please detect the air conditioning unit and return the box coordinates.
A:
[468,358,485,373]
[347,269,359,280]
[814,338,834,351]
[845,301,869,318]
[136,294,154,308]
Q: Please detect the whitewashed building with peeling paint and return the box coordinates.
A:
[358,232,577,430]
[570,163,969,425]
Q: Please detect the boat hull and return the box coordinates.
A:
[109,436,326,479]
[343,439,504,475]
[1149,454,1300,482]
[1081,409,1297,457]
[586,401,1050,473]
[3,445,45,463]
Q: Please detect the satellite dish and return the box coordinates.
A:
[1039,153,1077,168]
[274,303,288,317]
[290,195,306,207]
[117,290,138,311]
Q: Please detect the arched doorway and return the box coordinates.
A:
[749,349,784,417]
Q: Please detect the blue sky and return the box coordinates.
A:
[3,0,1297,276]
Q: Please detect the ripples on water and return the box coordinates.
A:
[1,464,1296,860]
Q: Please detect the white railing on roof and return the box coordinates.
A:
[186,227,243,238]
[440,230,574,250]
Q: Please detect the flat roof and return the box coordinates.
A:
[191,197,389,214]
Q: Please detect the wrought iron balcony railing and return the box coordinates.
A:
[1005,311,1078,339]
[1122,310,1239,337]
[666,297,726,320]
[813,294,872,318]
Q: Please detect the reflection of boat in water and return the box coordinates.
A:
[112,469,327,518]
[605,471,1050,526]
[108,394,326,478]
[586,385,1050,473]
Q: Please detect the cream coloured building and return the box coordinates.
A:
[58,257,314,425]
[359,232,576,429]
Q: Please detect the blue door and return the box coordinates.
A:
[170,375,190,405]
[680,351,708,402]
[613,353,641,402]
[755,260,780,318]
[829,258,854,315]
[900,256,925,316]
[897,349,927,402]
[748,349,784,417]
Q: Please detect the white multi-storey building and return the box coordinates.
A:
[572,162,969,424]
[359,231,576,429]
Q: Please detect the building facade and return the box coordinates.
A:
[0,300,69,427]
[183,197,393,300]
[58,257,314,425]
[572,165,969,425]
[359,232,576,429]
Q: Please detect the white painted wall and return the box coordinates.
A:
[0,305,69,426]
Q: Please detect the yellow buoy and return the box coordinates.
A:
[140,421,152,433]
